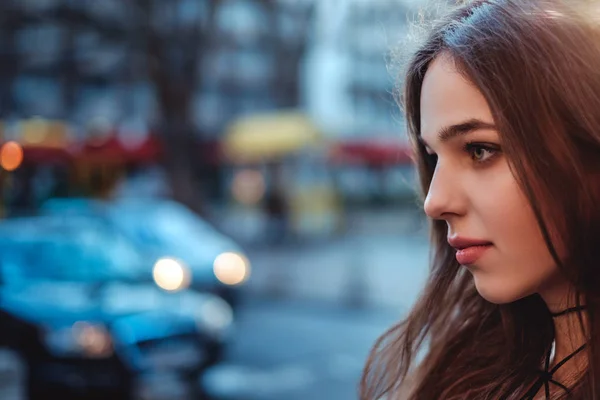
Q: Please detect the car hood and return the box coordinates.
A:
[0,280,224,331]
[157,244,239,266]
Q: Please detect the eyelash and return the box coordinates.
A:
[424,142,501,166]
[463,142,501,165]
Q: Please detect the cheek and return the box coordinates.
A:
[474,173,558,302]
[489,179,555,267]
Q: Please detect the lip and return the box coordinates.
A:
[448,236,493,265]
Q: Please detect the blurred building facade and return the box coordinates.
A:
[1,0,418,140]
[0,0,315,211]
[0,0,314,138]
[303,0,415,140]
[0,0,421,220]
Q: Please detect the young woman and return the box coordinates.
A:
[361,1,600,399]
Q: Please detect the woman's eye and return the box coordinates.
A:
[464,143,499,164]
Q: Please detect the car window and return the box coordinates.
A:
[0,229,143,285]
[111,202,213,250]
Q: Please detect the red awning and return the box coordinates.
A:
[22,146,73,165]
[124,136,163,164]
[329,140,413,166]
[73,134,162,165]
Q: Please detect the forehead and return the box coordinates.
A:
[420,56,494,143]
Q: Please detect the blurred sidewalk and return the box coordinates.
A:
[215,206,431,310]
[213,204,426,243]
[244,233,430,310]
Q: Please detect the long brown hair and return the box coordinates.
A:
[361,1,600,399]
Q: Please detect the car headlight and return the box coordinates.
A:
[44,322,113,359]
[153,257,191,292]
[196,297,234,337]
[213,252,250,286]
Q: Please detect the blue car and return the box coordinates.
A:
[42,198,251,310]
[0,216,234,399]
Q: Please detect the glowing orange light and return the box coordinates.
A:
[0,141,23,171]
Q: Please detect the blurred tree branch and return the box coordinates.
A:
[1,0,315,217]
[127,0,223,216]
[0,3,20,118]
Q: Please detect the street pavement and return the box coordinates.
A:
[244,234,430,310]
[201,206,433,400]
[241,207,431,310]
[203,299,401,400]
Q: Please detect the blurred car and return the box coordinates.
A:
[42,197,251,309]
[0,215,234,399]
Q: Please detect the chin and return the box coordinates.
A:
[472,274,530,305]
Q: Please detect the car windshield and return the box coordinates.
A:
[0,225,145,284]
[111,202,213,252]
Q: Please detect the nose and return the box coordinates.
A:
[423,164,465,220]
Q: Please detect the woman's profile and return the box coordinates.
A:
[361,0,600,399]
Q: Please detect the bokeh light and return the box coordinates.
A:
[0,141,24,171]
[153,258,190,292]
[72,321,113,358]
[213,252,250,286]
[22,117,49,145]
[231,169,266,206]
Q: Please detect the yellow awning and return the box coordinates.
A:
[223,111,320,162]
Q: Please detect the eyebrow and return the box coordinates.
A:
[420,119,497,148]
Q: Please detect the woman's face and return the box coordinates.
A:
[419,55,562,304]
